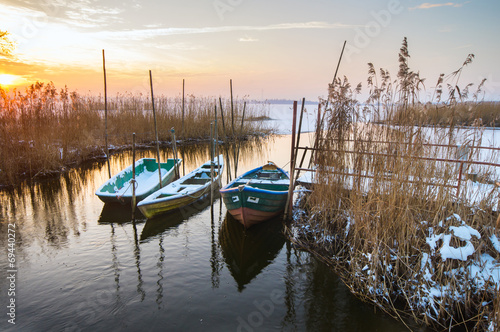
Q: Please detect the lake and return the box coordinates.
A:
[1,127,426,331]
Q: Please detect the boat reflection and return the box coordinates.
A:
[98,202,146,224]
[140,193,215,241]
[219,213,285,292]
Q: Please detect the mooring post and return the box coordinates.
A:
[150,70,163,188]
[294,98,305,179]
[309,102,322,169]
[219,96,232,182]
[235,101,246,177]
[284,101,298,220]
[170,128,180,180]
[102,49,111,179]
[132,133,136,218]
[210,122,215,207]
[181,79,186,177]
[214,104,221,187]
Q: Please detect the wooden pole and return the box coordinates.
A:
[332,41,347,85]
[235,101,246,178]
[230,80,237,179]
[219,97,226,138]
[294,98,306,180]
[102,49,111,179]
[230,79,235,138]
[132,133,136,218]
[170,128,180,180]
[181,79,185,176]
[220,97,232,181]
[181,79,185,139]
[309,102,322,169]
[284,101,298,220]
[215,104,221,187]
[210,122,215,206]
[149,70,163,188]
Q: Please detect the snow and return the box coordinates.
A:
[491,234,500,254]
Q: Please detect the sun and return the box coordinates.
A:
[0,74,18,86]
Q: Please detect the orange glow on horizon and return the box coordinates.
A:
[0,74,20,87]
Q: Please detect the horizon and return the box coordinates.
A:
[1,0,499,102]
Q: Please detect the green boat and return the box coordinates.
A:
[137,155,223,218]
[220,162,290,228]
[95,158,182,204]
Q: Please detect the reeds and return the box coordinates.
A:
[289,38,500,330]
[0,82,271,186]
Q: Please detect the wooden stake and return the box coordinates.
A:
[170,128,180,180]
[181,79,185,139]
[309,102,322,169]
[215,104,221,187]
[230,80,237,178]
[102,49,111,179]
[230,79,235,138]
[181,79,185,176]
[210,122,215,206]
[294,98,306,180]
[284,101,298,220]
[220,97,232,181]
[132,133,136,218]
[219,97,226,138]
[235,101,246,177]
[149,70,162,188]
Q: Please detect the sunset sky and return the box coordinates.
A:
[0,0,499,101]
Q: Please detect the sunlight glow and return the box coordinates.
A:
[0,74,18,86]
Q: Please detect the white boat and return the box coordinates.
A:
[95,158,182,204]
[137,155,223,218]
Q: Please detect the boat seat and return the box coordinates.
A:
[256,172,281,180]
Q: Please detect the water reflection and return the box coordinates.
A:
[0,134,420,331]
[219,214,285,291]
[140,195,213,242]
[98,203,145,224]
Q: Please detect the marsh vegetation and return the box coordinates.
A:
[289,38,500,331]
[0,83,271,186]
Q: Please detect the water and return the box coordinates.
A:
[1,134,420,331]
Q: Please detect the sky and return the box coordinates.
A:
[0,0,499,102]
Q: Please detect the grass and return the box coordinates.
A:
[288,38,500,331]
[0,82,271,187]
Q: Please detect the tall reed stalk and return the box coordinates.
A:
[289,38,500,331]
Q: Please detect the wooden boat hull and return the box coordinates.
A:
[220,162,289,228]
[137,155,223,219]
[95,158,182,204]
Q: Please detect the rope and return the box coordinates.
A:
[116,179,138,203]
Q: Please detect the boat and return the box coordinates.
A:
[95,158,182,204]
[137,155,224,219]
[220,162,290,228]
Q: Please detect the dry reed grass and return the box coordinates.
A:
[288,38,500,331]
[0,82,271,186]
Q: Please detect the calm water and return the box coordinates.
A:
[1,134,419,331]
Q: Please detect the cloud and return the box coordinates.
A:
[239,36,259,42]
[93,21,357,41]
[410,2,464,10]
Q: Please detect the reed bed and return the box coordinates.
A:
[0,82,271,186]
[288,39,500,331]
